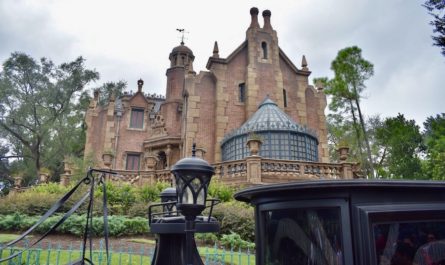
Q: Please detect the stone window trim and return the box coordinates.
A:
[125,152,141,171]
[129,107,145,130]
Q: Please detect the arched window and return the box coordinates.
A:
[283,89,287,107]
[261,42,268,59]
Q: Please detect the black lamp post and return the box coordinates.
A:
[171,143,215,265]
[160,187,177,216]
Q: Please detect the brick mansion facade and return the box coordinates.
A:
[83,7,356,186]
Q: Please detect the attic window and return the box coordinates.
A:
[262,42,268,59]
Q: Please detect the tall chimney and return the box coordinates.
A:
[249,7,260,28]
[262,10,272,31]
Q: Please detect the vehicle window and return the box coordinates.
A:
[263,207,343,265]
[373,221,445,265]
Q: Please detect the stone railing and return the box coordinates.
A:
[213,160,247,185]
[214,156,355,185]
[95,155,355,187]
[259,159,344,183]
[111,169,173,185]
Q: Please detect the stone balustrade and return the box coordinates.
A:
[97,156,356,186]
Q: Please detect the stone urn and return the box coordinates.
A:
[145,155,158,170]
[13,176,23,188]
[39,173,49,183]
[247,138,262,156]
[338,146,350,161]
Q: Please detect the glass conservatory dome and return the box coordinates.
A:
[221,97,319,161]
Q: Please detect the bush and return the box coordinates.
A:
[208,180,236,202]
[0,213,149,237]
[209,201,255,242]
[220,232,255,250]
[195,233,218,245]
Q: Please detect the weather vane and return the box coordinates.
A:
[176,28,189,45]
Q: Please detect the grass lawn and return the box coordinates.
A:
[1,235,255,265]
[127,238,255,265]
[0,233,33,244]
[0,247,152,265]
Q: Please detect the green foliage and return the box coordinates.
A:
[30,182,71,194]
[209,201,255,242]
[0,52,100,183]
[195,233,219,245]
[208,180,236,202]
[0,213,148,237]
[316,46,375,177]
[375,114,424,179]
[95,81,127,106]
[423,113,445,179]
[423,0,445,56]
[220,232,255,250]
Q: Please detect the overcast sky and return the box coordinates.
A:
[0,0,444,128]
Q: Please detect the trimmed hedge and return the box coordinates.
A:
[0,213,149,237]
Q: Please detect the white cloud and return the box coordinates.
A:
[0,0,444,126]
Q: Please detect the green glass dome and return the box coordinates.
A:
[221,97,319,161]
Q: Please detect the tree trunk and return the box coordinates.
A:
[348,99,366,171]
[354,97,375,178]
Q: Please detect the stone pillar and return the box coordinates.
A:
[338,146,353,179]
[246,156,262,184]
[145,154,158,185]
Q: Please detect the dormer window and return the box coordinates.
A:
[262,42,268,59]
[130,108,144,129]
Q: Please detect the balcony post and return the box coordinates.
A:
[246,156,262,184]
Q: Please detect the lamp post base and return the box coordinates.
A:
[151,233,203,265]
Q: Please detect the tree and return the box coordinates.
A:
[375,114,424,179]
[0,52,99,182]
[423,113,445,179]
[95,81,127,106]
[423,0,445,56]
[319,46,375,178]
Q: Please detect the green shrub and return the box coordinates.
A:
[220,232,255,250]
[127,202,149,217]
[208,180,236,202]
[31,182,71,195]
[209,201,255,242]
[195,233,218,245]
[138,185,159,203]
[0,213,148,237]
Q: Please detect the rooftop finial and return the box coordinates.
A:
[213,41,219,58]
[301,55,308,71]
[192,142,196,157]
[137,79,144,92]
[176,28,188,45]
